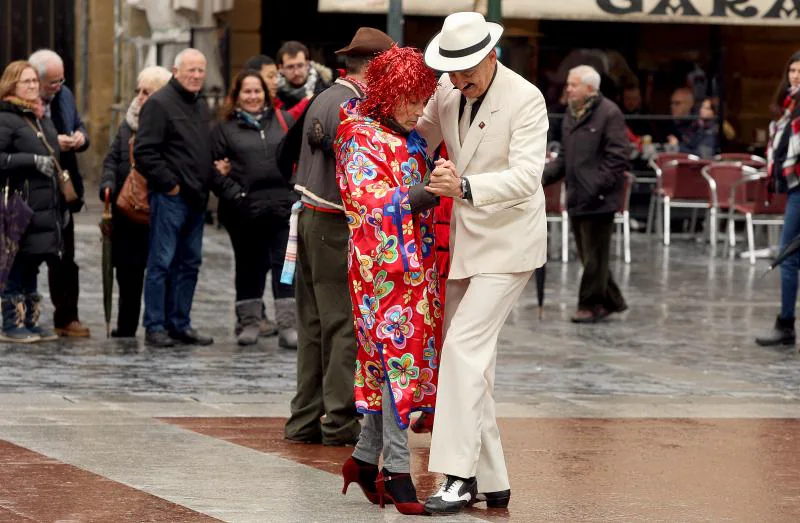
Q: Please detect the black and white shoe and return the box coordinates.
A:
[424,475,477,515]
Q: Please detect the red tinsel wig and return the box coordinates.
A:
[360,45,438,123]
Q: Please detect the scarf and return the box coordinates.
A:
[569,93,598,120]
[125,97,141,131]
[277,65,321,105]
[280,201,304,285]
[767,86,800,192]
[233,107,268,130]
[2,96,44,119]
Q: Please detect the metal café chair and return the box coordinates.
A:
[614,172,635,263]
[727,171,787,264]
[544,180,569,262]
[659,158,714,245]
[700,162,752,245]
[646,152,700,235]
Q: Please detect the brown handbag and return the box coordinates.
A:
[25,118,79,203]
[116,137,150,224]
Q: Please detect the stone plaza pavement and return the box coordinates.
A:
[1,209,800,522]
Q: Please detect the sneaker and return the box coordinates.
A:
[424,475,477,515]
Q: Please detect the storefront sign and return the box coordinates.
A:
[504,0,800,25]
[320,0,800,25]
[318,0,473,16]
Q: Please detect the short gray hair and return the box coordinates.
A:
[137,66,172,91]
[28,49,63,78]
[173,48,205,69]
[569,65,601,91]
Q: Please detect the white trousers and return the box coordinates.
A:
[428,271,532,492]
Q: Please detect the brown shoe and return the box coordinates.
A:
[55,320,91,337]
[570,309,596,324]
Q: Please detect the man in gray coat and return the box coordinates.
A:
[282,28,394,445]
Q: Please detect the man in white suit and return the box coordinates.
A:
[416,11,549,515]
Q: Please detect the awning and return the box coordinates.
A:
[317,0,475,16]
[319,0,800,26]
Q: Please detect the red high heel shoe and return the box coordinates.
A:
[341,456,381,505]
[375,470,427,515]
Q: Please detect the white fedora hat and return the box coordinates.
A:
[424,12,503,72]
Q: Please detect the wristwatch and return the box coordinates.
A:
[460,177,472,200]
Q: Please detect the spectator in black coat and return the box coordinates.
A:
[134,48,215,348]
[28,49,91,337]
[99,66,172,338]
[0,61,63,342]
[543,65,630,323]
[211,70,297,347]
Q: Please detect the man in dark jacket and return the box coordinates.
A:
[543,65,630,323]
[28,49,91,337]
[279,28,393,446]
[134,48,214,348]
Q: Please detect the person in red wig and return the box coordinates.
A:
[336,45,440,516]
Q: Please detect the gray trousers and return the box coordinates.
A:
[352,381,410,473]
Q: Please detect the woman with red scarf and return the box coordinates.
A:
[336,46,439,515]
[757,50,800,347]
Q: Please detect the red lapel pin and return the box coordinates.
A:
[479,121,485,129]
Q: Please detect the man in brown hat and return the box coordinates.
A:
[283,27,394,446]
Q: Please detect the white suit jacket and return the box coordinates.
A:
[416,62,549,279]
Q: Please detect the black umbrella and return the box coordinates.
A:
[101,188,113,338]
[0,186,34,292]
[535,265,545,319]
[765,235,800,274]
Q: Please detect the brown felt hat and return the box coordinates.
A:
[335,27,395,57]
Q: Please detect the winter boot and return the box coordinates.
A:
[756,315,796,347]
[275,297,298,350]
[24,293,58,341]
[259,300,278,337]
[236,299,261,346]
[0,296,40,343]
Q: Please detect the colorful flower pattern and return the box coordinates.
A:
[335,100,440,429]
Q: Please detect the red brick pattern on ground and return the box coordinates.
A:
[162,417,800,522]
[0,440,219,522]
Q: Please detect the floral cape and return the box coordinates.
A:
[334,99,441,429]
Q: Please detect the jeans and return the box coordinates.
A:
[225,214,293,302]
[780,189,800,319]
[143,192,205,333]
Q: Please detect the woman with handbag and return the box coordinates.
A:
[0,61,64,342]
[211,69,298,347]
[98,66,172,338]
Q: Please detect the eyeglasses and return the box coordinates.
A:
[48,78,65,88]
[17,79,39,85]
[134,87,151,97]
[282,62,308,71]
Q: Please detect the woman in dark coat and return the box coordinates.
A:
[99,66,172,338]
[211,70,298,347]
[0,60,63,342]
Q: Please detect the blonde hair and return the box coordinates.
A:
[0,61,38,99]
[137,66,172,92]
